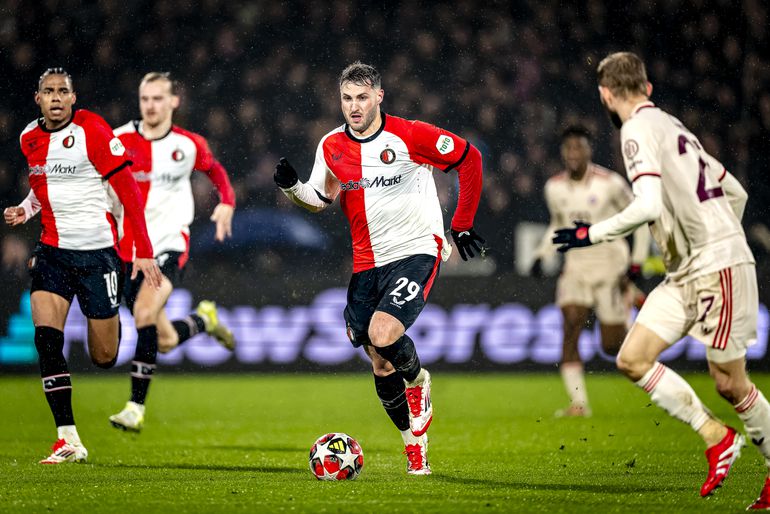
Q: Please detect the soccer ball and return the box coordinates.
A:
[308,432,364,481]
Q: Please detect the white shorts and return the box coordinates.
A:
[556,272,627,325]
[635,264,758,363]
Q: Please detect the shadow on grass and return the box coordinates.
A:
[99,462,303,474]
[430,473,691,494]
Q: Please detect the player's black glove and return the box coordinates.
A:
[451,228,485,261]
[530,258,543,278]
[274,157,299,189]
[553,221,592,253]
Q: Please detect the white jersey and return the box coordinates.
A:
[306,114,476,272]
[619,101,753,282]
[19,109,128,250]
[112,121,235,262]
[537,164,640,280]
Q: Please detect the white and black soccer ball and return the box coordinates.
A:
[308,432,364,481]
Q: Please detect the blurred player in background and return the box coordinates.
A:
[554,52,770,508]
[532,125,649,417]
[108,72,236,432]
[3,68,161,463]
[274,61,483,475]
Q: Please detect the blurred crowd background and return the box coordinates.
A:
[0,0,768,326]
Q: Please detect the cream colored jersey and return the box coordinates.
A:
[619,101,754,282]
[536,164,637,281]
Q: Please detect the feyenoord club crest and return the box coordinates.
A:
[63,135,75,148]
[380,148,395,164]
[172,149,185,162]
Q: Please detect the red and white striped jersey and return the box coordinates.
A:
[308,113,478,272]
[112,121,235,262]
[19,109,128,250]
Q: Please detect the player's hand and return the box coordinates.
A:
[132,257,163,290]
[274,157,299,189]
[530,258,543,278]
[3,206,26,226]
[210,203,234,242]
[451,228,485,261]
[553,221,592,253]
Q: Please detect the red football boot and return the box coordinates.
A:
[700,426,745,496]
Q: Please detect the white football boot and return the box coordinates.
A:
[109,401,145,432]
[403,432,431,475]
[39,439,88,464]
[405,368,432,436]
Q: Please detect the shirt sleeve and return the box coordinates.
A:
[307,138,340,202]
[20,189,41,221]
[620,118,662,183]
[589,175,662,243]
[534,181,561,260]
[409,120,470,172]
[82,112,131,177]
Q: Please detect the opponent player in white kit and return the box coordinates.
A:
[108,72,237,432]
[274,62,484,475]
[533,125,649,417]
[554,52,770,508]
[3,68,161,463]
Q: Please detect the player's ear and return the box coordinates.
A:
[645,81,653,97]
[71,92,76,105]
[170,94,180,109]
[34,92,40,105]
[376,88,384,105]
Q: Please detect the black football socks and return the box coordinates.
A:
[130,325,158,404]
[35,326,74,426]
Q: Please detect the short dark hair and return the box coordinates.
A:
[339,61,381,89]
[597,52,648,98]
[38,67,73,91]
[560,125,593,144]
[140,71,179,95]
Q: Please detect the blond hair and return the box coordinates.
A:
[596,52,648,98]
[139,71,178,94]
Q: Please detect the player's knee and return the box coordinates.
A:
[615,352,645,381]
[712,372,749,404]
[133,305,157,327]
[368,324,395,348]
[157,333,178,354]
[92,350,118,369]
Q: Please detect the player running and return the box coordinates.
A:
[3,68,161,463]
[274,62,483,475]
[107,72,237,432]
[532,125,649,417]
[554,52,770,508]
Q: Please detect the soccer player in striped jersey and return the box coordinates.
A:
[532,125,649,417]
[107,72,237,432]
[3,68,161,463]
[274,62,484,475]
[554,52,770,508]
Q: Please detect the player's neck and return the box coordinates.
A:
[618,95,650,123]
[569,165,589,181]
[141,118,173,139]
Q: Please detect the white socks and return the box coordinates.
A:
[57,425,81,445]
[561,362,588,408]
[635,361,710,431]
[735,385,770,468]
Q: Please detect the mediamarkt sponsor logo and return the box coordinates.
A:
[56,288,770,368]
[339,174,402,191]
[29,163,77,175]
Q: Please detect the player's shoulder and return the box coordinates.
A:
[20,118,40,137]
[319,124,347,149]
[113,120,139,137]
[546,171,568,184]
[590,164,617,179]
[171,125,205,143]
[72,109,110,129]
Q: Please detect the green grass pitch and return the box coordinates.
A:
[1,372,768,512]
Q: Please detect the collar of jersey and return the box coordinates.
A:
[38,110,75,133]
[133,119,174,141]
[631,101,655,117]
[344,111,387,143]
